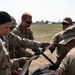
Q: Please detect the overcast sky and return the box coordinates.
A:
[0,0,75,22]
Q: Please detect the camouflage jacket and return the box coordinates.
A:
[0,37,11,75]
[8,32,41,59]
[57,47,75,75]
[0,36,21,75]
[12,24,34,40]
[51,31,68,61]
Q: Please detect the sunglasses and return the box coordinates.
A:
[23,19,32,24]
[62,22,69,25]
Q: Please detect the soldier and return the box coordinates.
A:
[0,11,13,75]
[0,11,49,75]
[56,26,75,75]
[49,17,73,70]
[12,12,33,40]
[11,12,34,58]
[10,16,17,31]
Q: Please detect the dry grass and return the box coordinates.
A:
[31,24,62,41]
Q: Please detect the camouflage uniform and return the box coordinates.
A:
[9,32,41,50]
[57,47,75,75]
[51,31,68,62]
[0,38,11,75]
[56,26,75,75]
[12,24,34,40]
[11,24,34,58]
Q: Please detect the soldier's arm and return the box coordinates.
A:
[55,53,71,75]
[9,32,49,50]
[0,39,8,62]
[49,32,60,53]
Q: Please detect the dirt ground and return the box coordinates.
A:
[27,49,57,74]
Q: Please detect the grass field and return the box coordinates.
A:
[30,24,62,41]
[29,24,75,74]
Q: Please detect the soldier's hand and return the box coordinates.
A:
[11,70,18,75]
[19,57,30,67]
[41,42,50,48]
[49,41,55,53]
[11,68,22,75]
[17,68,22,73]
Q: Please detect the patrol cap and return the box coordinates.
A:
[62,17,73,25]
[0,11,11,24]
[59,26,75,45]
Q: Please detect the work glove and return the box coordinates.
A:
[41,42,50,48]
